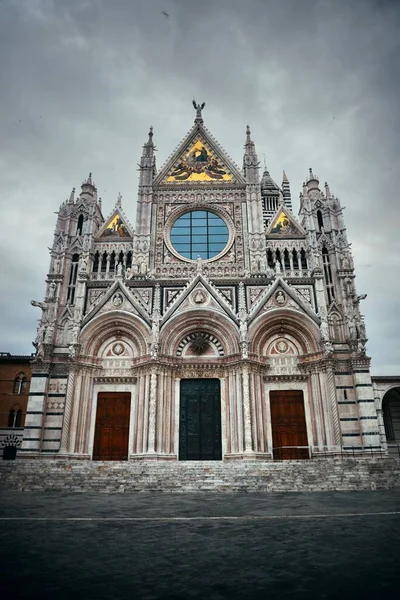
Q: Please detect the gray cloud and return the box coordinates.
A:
[0,0,399,373]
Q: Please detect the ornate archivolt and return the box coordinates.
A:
[159,309,240,357]
[177,331,224,358]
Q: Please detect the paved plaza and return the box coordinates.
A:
[0,490,399,599]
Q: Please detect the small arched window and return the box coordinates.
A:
[8,407,23,428]
[322,246,335,304]
[67,254,80,305]
[77,214,84,235]
[13,373,27,394]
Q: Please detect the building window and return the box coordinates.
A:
[13,373,27,394]
[77,214,84,235]
[170,210,229,260]
[316,210,324,231]
[67,253,79,304]
[8,407,23,428]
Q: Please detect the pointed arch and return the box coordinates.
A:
[79,310,150,358]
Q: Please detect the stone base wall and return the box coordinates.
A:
[1,458,400,493]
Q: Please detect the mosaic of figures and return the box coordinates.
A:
[165,139,234,183]
[100,213,130,238]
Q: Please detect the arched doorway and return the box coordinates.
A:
[382,387,400,455]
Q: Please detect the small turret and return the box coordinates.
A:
[306,167,320,192]
[80,173,96,201]
[67,187,75,205]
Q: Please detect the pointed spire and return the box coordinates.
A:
[243,125,260,183]
[67,187,75,204]
[98,197,102,212]
[116,192,122,208]
[324,181,331,198]
[142,126,155,158]
[244,125,257,155]
[246,125,251,144]
[281,171,292,210]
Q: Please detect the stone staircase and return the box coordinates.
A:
[1,458,400,492]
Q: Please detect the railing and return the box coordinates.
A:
[272,445,398,460]
[272,446,311,460]
[387,443,400,458]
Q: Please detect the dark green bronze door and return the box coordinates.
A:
[179,379,222,460]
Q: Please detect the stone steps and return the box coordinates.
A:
[1,458,400,492]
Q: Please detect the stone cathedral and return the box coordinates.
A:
[22,103,381,461]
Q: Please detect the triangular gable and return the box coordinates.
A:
[161,273,238,326]
[82,280,151,327]
[154,123,245,186]
[70,237,85,253]
[248,277,319,325]
[327,301,343,317]
[96,207,134,240]
[74,202,90,216]
[59,305,74,321]
[266,205,306,237]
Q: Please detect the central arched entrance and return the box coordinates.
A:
[179,379,222,461]
[382,387,400,455]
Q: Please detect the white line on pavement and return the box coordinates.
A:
[0,511,399,522]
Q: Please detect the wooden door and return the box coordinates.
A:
[179,379,222,461]
[93,392,131,461]
[270,390,309,460]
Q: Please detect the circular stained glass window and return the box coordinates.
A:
[170,210,229,260]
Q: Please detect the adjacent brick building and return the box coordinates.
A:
[0,353,32,447]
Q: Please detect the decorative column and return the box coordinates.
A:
[323,363,341,447]
[309,369,326,451]
[147,369,158,454]
[75,368,93,456]
[59,367,76,453]
[242,365,255,456]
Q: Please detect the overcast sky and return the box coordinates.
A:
[0,0,399,374]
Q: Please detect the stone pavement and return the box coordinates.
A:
[1,490,400,599]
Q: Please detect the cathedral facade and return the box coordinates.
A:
[21,105,382,461]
